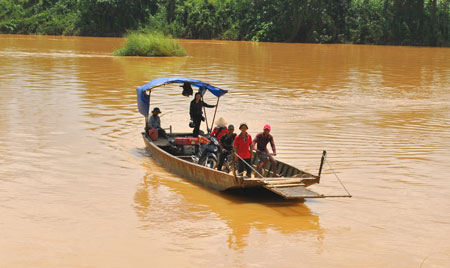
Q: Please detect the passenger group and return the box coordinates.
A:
[148,91,278,177]
[212,117,278,177]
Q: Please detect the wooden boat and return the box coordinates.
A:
[137,77,350,200]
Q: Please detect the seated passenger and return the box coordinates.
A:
[217,124,237,171]
[211,117,228,141]
[148,107,167,138]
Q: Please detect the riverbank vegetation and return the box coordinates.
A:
[1,0,449,46]
[114,31,186,56]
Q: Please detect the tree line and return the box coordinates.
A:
[1,0,449,46]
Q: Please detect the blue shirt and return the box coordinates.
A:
[149,115,161,129]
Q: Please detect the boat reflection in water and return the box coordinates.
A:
[134,158,323,251]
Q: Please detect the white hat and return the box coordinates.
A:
[215,117,228,127]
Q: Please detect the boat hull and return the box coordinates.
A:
[142,133,243,191]
[142,133,328,199]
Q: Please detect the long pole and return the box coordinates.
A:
[201,95,209,134]
[210,96,221,131]
[234,152,264,178]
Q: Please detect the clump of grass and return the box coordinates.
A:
[114,31,186,57]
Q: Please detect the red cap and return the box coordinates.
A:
[263,124,271,130]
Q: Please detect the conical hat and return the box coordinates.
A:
[215,117,228,126]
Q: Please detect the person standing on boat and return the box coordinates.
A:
[217,124,237,171]
[253,124,279,177]
[233,123,253,177]
[211,117,229,141]
[148,107,166,138]
[190,92,215,137]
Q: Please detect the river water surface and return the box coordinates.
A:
[1,34,449,268]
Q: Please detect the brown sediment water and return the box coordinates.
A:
[0,34,449,268]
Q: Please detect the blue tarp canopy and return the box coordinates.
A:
[136,77,228,116]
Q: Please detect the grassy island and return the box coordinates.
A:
[114,31,186,57]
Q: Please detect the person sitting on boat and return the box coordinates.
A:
[217,124,237,172]
[253,124,279,177]
[190,92,216,137]
[148,107,166,138]
[233,122,253,177]
[211,117,229,141]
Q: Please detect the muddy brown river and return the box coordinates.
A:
[0,34,449,267]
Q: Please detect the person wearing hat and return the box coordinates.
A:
[190,92,216,137]
[253,124,279,177]
[233,122,254,177]
[217,124,237,172]
[211,117,229,142]
[148,107,166,138]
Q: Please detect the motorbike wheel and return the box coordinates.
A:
[204,156,217,169]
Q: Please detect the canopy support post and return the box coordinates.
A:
[145,93,151,133]
[210,96,221,131]
[202,96,210,134]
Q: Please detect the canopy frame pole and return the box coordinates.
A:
[210,96,221,131]
[201,95,210,134]
[145,92,151,133]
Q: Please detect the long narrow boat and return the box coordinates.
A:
[136,77,347,200]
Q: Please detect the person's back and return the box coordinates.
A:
[212,126,228,141]
[211,117,228,141]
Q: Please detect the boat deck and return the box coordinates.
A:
[145,133,328,199]
[153,137,170,146]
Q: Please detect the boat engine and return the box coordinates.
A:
[170,137,199,155]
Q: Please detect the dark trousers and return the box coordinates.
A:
[193,116,202,137]
[256,150,277,175]
[217,150,231,171]
[238,158,252,177]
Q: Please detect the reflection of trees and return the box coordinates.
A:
[134,158,323,251]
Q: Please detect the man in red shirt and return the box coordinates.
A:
[233,122,253,177]
[253,124,279,177]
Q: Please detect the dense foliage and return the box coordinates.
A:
[114,30,186,56]
[1,0,449,46]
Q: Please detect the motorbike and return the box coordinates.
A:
[191,135,219,169]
